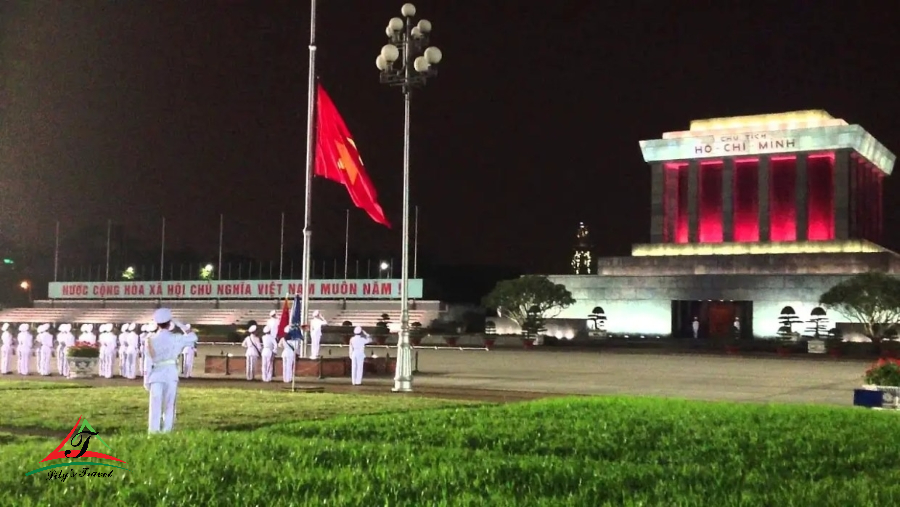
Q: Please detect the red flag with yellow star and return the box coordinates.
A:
[315,84,391,227]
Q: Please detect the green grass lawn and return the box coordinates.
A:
[0,380,899,506]
[0,381,472,435]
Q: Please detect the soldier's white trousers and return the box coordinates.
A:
[101,351,116,378]
[56,345,65,374]
[311,332,322,359]
[281,354,294,382]
[17,347,31,375]
[148,380,178,433]
[123,351,137,379]
[261,349,274,382]
[245,355,257,380]
[39,346,53,375]
[0,345,11,374]
[351,354,365,385]
[60,347,71,378]
[182,352,193,378]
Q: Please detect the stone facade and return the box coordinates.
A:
[547,251,900,339]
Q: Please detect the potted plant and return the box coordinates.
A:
[774,336,794,356]
[482,321,497,350]
[825,328,843,358]
[409,322,425,346]
[862,358,900,409]
[341,321,353,345]
[66,342,100,379]
[520,306,545,350]
[373,321,389,345]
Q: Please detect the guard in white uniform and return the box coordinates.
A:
[99,324,117,378]
[138,324,148,376]
[16,324,34,375]
[78,324,97,345]
[1,323,13,374]
[349,326,372,386]
[142,322,158,378]
[58,324,76,378]
[55,324,67,374]
[180,324,197,378]
[277,325,300,383]
[266,311,279,340]
[122,323,139,379]
[310,310,327,359]
[260,325,277,382]
[241,323,262,380]
[36,324,54,376]
[144,308,197,434]
[117,324,128,376]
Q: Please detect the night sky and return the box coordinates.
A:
[2,1,900,276]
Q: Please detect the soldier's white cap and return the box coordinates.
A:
[354,326,362,334]
[85,324,93,332]
[312,310,320,317]
[147,322,158,332]
[19,323,29,332]
[37,324,47,333]
[269,310,277,317]
[129,323,137,331]
[183,323,191,331]
[248,325,258,333]
[140,324,147,332]
[263,325,271,334]
[106,323,114,331]
[1,323,8,331]
[62,324,71,332]
[153,308,172,325]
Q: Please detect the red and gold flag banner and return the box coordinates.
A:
[315,84,391,227]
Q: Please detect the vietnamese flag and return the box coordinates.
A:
[315,84,391,227]
[276,295,290,339]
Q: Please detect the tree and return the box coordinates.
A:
[819,272,900,343]
[482,276,576,327]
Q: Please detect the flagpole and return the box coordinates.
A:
[105,219,112,281]
[413,205,419,279]
[217,214,224,280]
[299,0,318,361]
[279,212,285,279]
[343,209,349,279]
[160,217,166,282]
[53,221,60,282]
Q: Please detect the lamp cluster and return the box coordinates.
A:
[376,3,443,88]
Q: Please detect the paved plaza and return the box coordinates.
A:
[190,343,870,407]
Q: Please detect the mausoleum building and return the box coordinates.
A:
[546,111,898,340]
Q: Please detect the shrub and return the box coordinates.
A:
[66,343,100,359]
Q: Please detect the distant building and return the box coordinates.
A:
[545,110,898,340]
[571,222,592,275]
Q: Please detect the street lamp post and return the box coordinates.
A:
[376,3,442,392]
[20,281,32,305]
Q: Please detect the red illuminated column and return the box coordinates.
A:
[769,156,797,242]
[699,161,724,243]
[806,153,835,241]
[722,160,734,242]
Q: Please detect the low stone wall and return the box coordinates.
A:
[204,355,397,378]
